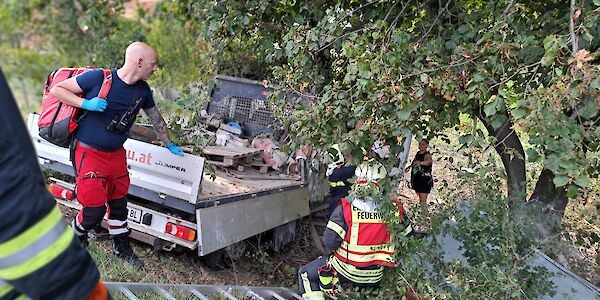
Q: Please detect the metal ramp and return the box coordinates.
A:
[104,282,303,300]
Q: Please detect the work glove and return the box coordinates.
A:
[167,141,185,156]
[81,97,108,112]
[318,263,341,296]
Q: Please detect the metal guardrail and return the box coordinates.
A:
[104,282,303,300]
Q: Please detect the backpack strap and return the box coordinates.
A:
[70,68,112,175]
[98,69,112,98]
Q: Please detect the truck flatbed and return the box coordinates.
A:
[198,170,304,206]
[199,169,302,201]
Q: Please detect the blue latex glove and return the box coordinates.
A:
[81,97,108,112]
[167,141,185,156]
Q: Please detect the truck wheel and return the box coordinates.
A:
[201,242,247,270]
[201,249,227,270]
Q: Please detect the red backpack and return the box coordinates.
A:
[38,67,112,147]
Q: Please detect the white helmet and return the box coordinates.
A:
[352,160,387,199]
[371,140,390,159]
[325,144,344,166]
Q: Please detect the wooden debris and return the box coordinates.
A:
[203,146,263,167]
[237,162,270,174]
[309,222,327,256]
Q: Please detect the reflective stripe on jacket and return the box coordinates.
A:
[0,206,73,280]
[329,181,345,187]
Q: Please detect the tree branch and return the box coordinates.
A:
[415,0,451,45]
[350,0,384,17]
[388,56,480,82]
[502,0,515,16]
[314,27,369,54]
[569,0,579,54]
[487,62,541,93]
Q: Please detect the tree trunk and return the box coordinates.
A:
[476,115,527,206]
[528,168,569,237]
[529,168,568,213]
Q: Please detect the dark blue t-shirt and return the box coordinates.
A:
[75,68,155,151]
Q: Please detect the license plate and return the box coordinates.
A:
[128,208,142,223]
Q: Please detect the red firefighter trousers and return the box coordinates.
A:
[74,142,130,235]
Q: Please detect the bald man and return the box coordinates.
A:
[50,41,184,267]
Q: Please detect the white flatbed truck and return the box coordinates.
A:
[27,113,309,267]
[26,76,312,268]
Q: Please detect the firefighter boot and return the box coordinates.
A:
[112,236,144,267]
[71,219,89,247]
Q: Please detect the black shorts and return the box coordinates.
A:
[411,175,433,193]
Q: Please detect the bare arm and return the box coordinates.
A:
[49,77,86,107]
[143,106,171,145]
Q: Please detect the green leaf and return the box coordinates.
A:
[526,148,541,162]
[541,35,559,66]
[558,159,576,170]
[477,31,493,45]
[397,108,411,121]
[484,102,497,116]
[566,185,579,198]
[553,175,569,187]
[543,35,557,50]
[491,117,505,130]
[333,105,343,115]
[574,176,590,188]
[554,68,563,77]
[459,134,473,145]
[594,0,600,6]
[541,54,555,67]
[473,73,485,83]
[511,108,527,119]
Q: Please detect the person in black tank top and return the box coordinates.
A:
[406,139,433,205]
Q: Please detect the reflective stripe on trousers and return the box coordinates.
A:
[302,290,325,300]
[0,206,73,280]
[330,256,383,284]
[301,273,325,300]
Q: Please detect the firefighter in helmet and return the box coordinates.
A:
[324,144,356,218]
[298,160,412,299]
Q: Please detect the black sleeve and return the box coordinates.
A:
[340,165,357,179]
[322,205,348,252]
[0,69,101,299]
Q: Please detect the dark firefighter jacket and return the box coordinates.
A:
[0,68,101,299]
